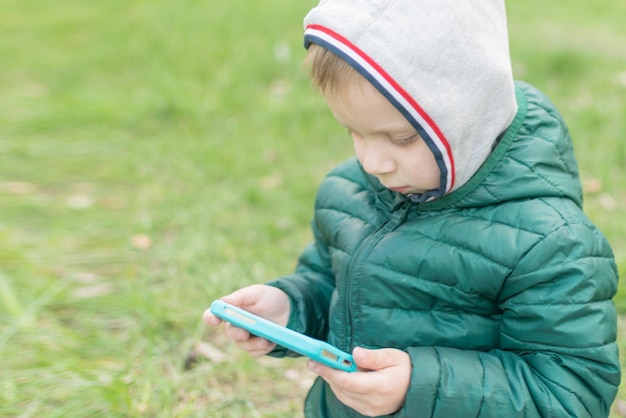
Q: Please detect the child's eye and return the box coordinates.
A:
[391,133,420,146]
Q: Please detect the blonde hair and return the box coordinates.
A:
[304,43,364,94]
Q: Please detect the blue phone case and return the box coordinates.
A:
[210,300,357,372]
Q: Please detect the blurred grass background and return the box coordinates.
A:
[0,0,624,417]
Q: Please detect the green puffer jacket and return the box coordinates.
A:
[268,82,620,417]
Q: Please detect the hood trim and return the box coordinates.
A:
[304,24,455,200]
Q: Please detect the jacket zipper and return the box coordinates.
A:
[342,201,412,351]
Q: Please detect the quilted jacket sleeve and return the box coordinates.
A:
[397,222,620,417]
[265,218,336,355]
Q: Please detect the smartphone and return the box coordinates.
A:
[209,300,357,372]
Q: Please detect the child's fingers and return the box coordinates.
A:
[308,360,353,387]
[236,336,275,357]
[206,303,275,355]
[223,322,251,341]
[202,308,222,326]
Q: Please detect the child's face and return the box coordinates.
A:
[323,80,441,195]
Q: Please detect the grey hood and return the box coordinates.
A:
[304,0,518,200]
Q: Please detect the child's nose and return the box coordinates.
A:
[360,142,395,175]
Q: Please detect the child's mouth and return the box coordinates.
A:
[388,186,410,193]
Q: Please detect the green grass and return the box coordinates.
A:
[1,0,625,416]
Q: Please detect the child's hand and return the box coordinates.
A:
[308,347,411,417]
[203,284,290,357]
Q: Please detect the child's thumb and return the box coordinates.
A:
[221,285,263,307]
[353,347,399,371]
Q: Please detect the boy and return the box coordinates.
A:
[204,0,620,416]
